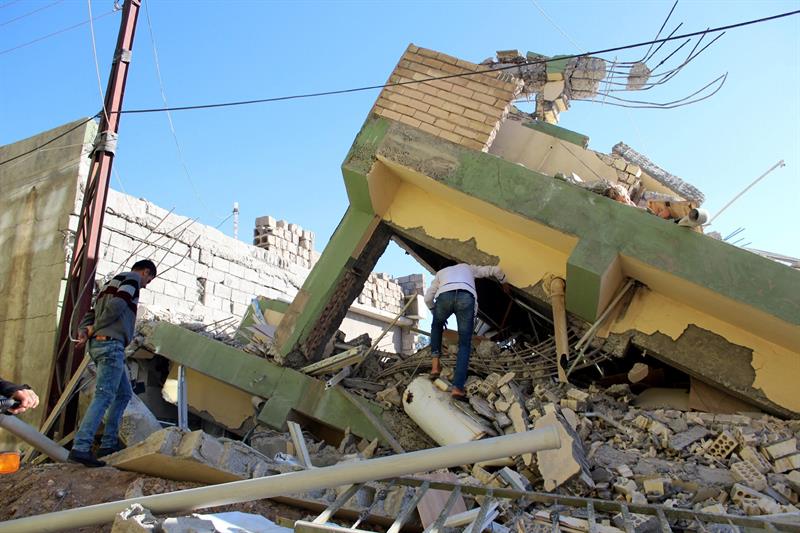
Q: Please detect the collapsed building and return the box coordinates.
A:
[0,45,798,532]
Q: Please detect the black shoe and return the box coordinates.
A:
[68,449,106,468]
[97,444,125,458]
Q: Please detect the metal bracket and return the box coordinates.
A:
[116,49,132,63]
[93,131,118,155]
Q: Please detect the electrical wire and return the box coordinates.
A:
[0,116,96,166]
[0,8,116,56]
[87,0,109,123]
[0,0,24,10]
[1,8,797,170]
[0,0,62,27]
[113,8,799,116]
[142,0,221,220]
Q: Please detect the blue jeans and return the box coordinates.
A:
[73,338,132,452]
[430,290,475,390]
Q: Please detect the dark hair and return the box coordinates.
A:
[131,259,157,277]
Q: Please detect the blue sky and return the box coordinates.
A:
[1,0,798,283]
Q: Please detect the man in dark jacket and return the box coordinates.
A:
[69,259,156,467]
[0,379,38,415]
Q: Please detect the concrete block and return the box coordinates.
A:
[161,517,216,532]
[111,503,158,533]
[708,431,738,459]
[740,445,772,473]
[669,425,711,451]
[774,454,800,473]
[108,427,273,484]
[534,410,594,491]
[731,461,768,491]
[764,438,797,460]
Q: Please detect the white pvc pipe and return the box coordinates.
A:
[403,377,489,446]
[0,414,69,463]
[0,427,560,533]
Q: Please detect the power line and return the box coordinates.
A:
[142,0,222,221]
[0,0,62,27]
[0,117,96,166]
[0,8,116,56]
[87,0,110,123]
[1,8,797,169]
[0,0,24,10]
[113,8,799,116]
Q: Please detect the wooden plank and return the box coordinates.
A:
[301,347,364,376]
[387,481,430,533]
[417,472,467,529]
[23,356,89,463]
[287,421,313,469]
[422,485,462,533]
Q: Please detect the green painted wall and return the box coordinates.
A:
[350,117,799,327]
[146,322,385,442]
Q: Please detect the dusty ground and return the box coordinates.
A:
[0,463,308,532]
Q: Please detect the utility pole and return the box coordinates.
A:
[46,0,142,437]
[233,202,239,240]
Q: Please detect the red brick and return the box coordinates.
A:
[414,109,436,124]
[396,114,422,129]
[454,125,485,142]
[472,92,497,106]
[436,51,460,65]
[451,85,473,98]
[426,105,449,119]
[418,121,439,135]
[415,47,439,59]
[439,130,463,144]
[434,118,457,132]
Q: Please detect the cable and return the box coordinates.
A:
[114,8,799,115]
[0,9,116,56]
[0,117,96,166]
[530,0,584,52]
[0,0,62,27]
[87,0,109,123]
[0,0,23,10]
[142,0,220,220]
[2,8,797,170]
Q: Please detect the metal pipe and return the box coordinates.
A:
[568,279,635,376]
[0,414,68,463]
[548,278,570,383]
[0,428,560,533]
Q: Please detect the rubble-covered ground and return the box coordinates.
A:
[13,316,797,532]
[0,463,308,532]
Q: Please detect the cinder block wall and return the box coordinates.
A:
[90,190,419,351]
[372,44,521,151]
[253,216,315,270]
[0,118,97,439]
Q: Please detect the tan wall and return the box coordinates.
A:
[372,44,520,151]
[0,119,96,441]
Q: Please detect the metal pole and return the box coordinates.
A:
[0,415,68,463]
[707,160,785,226]
[0,428,560,533]
[47,0,142,435]
[177,365,187,430]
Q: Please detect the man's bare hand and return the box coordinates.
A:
[76,325,93,349]
[9,388,39,415]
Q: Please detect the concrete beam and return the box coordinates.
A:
[143,322,387,443]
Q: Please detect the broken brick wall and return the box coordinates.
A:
[372,44,521,152]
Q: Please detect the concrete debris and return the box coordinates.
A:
[107,427,277,483]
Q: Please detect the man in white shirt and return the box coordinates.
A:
[424,263,509,400]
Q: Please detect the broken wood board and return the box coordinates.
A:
[301,347,364,377]
[416,471,468,528]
